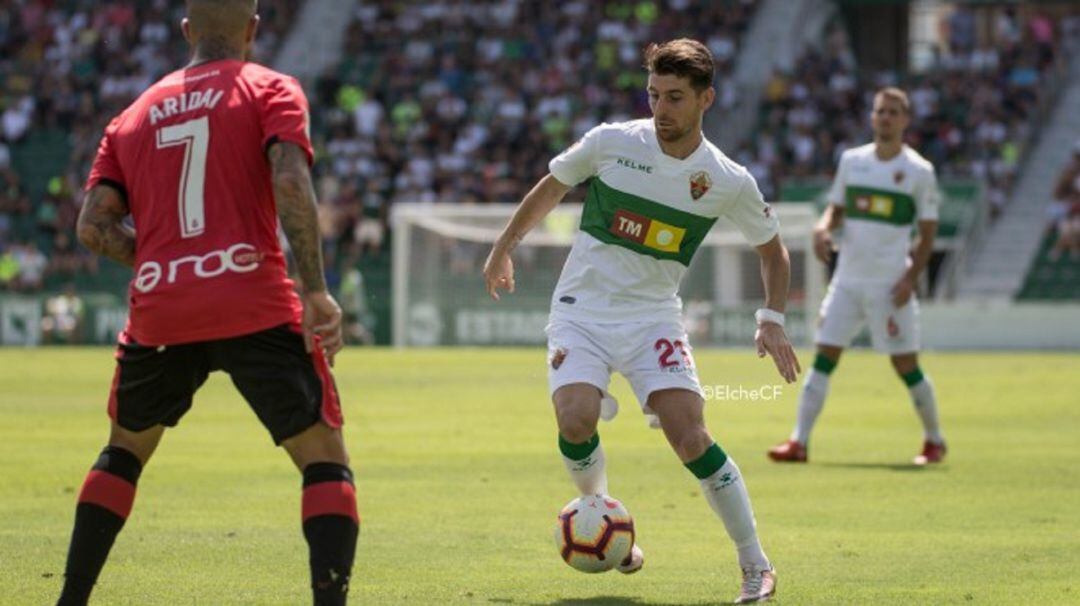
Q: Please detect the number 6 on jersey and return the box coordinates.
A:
[156,116,209,238]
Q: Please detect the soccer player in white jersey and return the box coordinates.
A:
[483,39,800,604]
[768,87,947,466]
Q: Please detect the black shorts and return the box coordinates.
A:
[106,324,342,444]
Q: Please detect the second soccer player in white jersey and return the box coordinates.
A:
[768,87,948,466]
[483,39,800,604]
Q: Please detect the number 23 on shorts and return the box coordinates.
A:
[655,337,694,370]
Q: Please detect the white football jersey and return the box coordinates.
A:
[826,143,939,285]
[547,119,778,324]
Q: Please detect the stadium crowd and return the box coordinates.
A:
[743,5,1079,214]
[0,0,297,293]
[2,0,1078,298]
[308,0,758,267]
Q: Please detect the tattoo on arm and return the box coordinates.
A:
[268,142,326,293]
[77,185,135,267]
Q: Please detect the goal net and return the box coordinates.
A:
[391,203,822,347]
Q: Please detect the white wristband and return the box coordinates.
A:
[754,308,785,328]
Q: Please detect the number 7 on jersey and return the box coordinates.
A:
[156,116,209,238]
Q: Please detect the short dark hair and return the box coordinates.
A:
[875,87,911,115]
[644,39,714,92]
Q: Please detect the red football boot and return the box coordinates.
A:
[767,439,807,463]
[913,440,947,465]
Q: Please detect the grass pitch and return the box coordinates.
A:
[1,348,1078,605]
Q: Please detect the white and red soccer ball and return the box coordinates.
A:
[554,495,635,573]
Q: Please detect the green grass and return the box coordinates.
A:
[1,348,1078,605]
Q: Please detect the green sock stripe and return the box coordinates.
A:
[813,354,837,375]
[901,368,925,387]
[558,433,599,460]
[684,443,728,480]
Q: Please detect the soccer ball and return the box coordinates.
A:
[554,495,635,573]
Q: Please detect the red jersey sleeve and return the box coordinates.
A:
[259,75,314,165]
[85,117,126,194]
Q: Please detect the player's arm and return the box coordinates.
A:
[814,198,846,267]
[76,184,135,267]
[268,140,343,361]
[730,173,800,383]
[892,219,937,307]
[483,174,572,300]
[755,234,801,383]
[815,154,848,263]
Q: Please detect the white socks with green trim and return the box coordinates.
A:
[792,368,830,445]
[687,443,770,571]
[558,433,608,495]
[905,370,944,443]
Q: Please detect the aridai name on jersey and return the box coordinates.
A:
[547,119,779,323]
[148,88,225,125]
[826,143,940,285]
[86,60,315,345]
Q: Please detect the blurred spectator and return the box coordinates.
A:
[12,241,48,292]
[339,266,375,346]
[0,246,19,288]
[352,181,387,258]
[41,284,85,343]
[1048,141,1080,261]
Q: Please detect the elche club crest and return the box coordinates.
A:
[689,171,712,200]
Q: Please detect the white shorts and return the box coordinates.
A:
[816,281,920,354]
[545,319,703,421]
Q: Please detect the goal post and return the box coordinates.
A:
[391,202,822,348]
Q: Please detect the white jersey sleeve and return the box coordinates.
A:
[915,164,940,221]
[826,151,849,207]
[726,171,780,246]
[548,124,605,187]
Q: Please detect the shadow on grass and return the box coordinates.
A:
[489,597,721,606]
[818,461,937,472]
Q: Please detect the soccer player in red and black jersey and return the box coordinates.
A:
[58,2,358,604]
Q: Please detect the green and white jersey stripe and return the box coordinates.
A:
[826,143,940,285]
[548,119,778,324]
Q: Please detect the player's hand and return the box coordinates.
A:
[483,249,515,301]
[812,228,834,264]
[891,275,915,307]
[755,322,801,384]
[302,291,343,365]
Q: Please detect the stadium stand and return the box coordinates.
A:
[1018,141,1080,300]
[1,0,1076,345]
[0,0,297,295]
[744,8,1068,216]
[309,0,761,342]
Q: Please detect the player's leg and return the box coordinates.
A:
[890,352,946,464]
[869,290,946,464]
[553,383,608,495]
[770,282,861,462]
[221,325,357,606]
[58,423,164,606]
[649,389,775,603]
[547,321,616,497]
[281,422,358,606]
[59,337,207,606]
[770,344,843,463]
